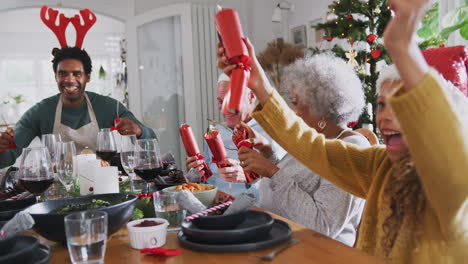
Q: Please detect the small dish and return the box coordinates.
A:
[127,218,169,250]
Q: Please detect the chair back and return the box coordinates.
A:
[355,128,379,146]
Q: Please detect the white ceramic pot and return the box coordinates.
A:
[126,218,169,249]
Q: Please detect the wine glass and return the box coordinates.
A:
[96,128,117,162]
[18,147,55,203]
[55,141,77,195]
[120,135,137,192]
[134,139,163,193]
[41,134,61,162]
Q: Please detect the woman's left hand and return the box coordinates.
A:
[238,147,279,178]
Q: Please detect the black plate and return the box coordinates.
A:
[178,219,291,252]
[0,198,36,221]
[182,210,274,244]
[0,235,38,264]
[24,193,137,243]
[29,244,51,264]
[192,210,247,230]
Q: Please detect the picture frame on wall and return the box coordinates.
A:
[290,25,307,47]
[308,18,324,47]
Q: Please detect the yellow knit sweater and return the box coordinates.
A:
[252,71,468,263]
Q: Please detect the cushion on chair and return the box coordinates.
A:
[422,46,468,96]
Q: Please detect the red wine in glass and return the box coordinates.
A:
[96,150,117,162]
[20,178,54,195]
[134,167,163,182]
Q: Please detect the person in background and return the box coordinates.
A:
[221,55,368,246]
[186,73,285,200]
[0,47,156,169]
[218,0,468,262]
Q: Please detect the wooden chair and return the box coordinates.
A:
[355,128,379,146]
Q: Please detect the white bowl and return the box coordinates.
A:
[126,218,169,249]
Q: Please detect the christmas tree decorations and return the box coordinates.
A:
[366,34,377,44]
[370,49,381,59]
[311,0,393,132]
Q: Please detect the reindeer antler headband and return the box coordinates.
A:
[40,6,97,49]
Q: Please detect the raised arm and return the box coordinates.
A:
[385,0,468,241]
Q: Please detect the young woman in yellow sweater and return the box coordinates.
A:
[218,0,467,262]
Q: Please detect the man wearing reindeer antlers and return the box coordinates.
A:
[0,6,155,169]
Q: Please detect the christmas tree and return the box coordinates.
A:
[312,0,444,133]
[312,0,392,133]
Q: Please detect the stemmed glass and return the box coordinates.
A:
[41,134,61,162]
[55,141,77,196]
[18,147,55,203]
[120,135,137,193]
[96,128,117,162]
[133,139,163,193]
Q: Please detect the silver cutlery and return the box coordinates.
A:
[256,239,300,261]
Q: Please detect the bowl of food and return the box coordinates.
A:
[126,218,169,249]
[23,193,137,243]
[162,183,217,206]
[0,198,36,221]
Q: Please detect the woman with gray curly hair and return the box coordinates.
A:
[221,54,370,246]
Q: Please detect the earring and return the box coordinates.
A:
[318,119,326,130]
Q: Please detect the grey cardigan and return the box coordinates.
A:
[259,135,369,246]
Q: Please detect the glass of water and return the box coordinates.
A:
[65,211,108,264]
[153,191,186,229]
[120,135,137,193]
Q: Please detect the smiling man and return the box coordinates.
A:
[0,47,156,169]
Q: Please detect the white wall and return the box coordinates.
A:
[248,0,333,51]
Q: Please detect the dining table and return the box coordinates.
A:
[27,207,388,264]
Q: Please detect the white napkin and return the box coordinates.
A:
[77,158,101,195]
[224,193,256,215]
[0,211,34,240]
[176,190,207,214]
[93,166,119,194]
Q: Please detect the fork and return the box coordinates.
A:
[256,239,300,261]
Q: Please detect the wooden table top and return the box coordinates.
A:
[30,208,387,264]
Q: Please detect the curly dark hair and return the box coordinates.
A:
[51,47,92,74]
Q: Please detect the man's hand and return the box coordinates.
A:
[218,158,246,183]
[238,147,279,178]
[0,130,14,155]
[116,117,142,136]
[186,156,206,178]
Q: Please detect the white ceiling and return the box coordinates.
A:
[0,0,130,20]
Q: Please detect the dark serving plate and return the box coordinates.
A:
[182,210,274,244]
[24,193,137,243]
[0,235,39,264]
[29,244,51,264]
[192,210,247,230]
[178,219,292,253]
[0,198,36,221]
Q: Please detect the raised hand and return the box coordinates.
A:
[218,158,246,183]
[116,117,142,136]
[185,156,206,178]
[235,122,273,159]
[384,0,430,91]
[216,38,274,105]
[237,147,279,178]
